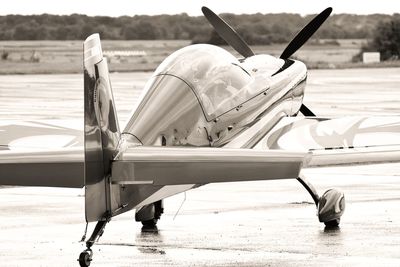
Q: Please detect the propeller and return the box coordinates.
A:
[281,7,332,117]
[201,6,333,117]
[299,103,316,117]
[201,6,255,58]
[280,7,333,59]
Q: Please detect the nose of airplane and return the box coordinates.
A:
[240,54,285,77]
[239,55,307,81]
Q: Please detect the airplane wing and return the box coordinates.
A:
[0,120,83,151]
[0,120,84,187]
[254,116,400,167]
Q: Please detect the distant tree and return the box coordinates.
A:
[122,20,158,40]
[52,25,80,40]
[0,30,13,40]
[80,24,95,39]
[206,30,227,45]
[371,18,400,60]
[0,12,396,41]
[355,17,400,61]
[13,23,40,40]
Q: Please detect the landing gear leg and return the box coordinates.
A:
[78,219,109,267]
[297,174,319,206]
[297,174,345,227]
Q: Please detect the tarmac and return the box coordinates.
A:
[0,68,400,266]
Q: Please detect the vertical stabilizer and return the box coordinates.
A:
[83,34,120,222]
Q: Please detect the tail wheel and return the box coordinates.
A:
[78,249,92,267]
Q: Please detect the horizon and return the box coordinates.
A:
[0,11,398,18]
[1,0,399,17]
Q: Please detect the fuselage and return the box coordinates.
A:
[123,44,307,149]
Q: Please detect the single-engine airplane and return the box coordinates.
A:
[1,6,400,267]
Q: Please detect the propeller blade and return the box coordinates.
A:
[300,104,316,117]
[280,7,332,59]
[202,6,255,58]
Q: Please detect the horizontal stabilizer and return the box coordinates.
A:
[111,146,308,186]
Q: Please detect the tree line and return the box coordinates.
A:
[0,13,398,44]
[359,18,400,60]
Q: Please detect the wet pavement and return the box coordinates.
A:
[0,68,400,266]
[0,164,399,266]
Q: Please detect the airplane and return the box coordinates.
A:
[1,6,400,267]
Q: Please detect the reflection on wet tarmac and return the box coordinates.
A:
[323,225,341,233]
[137,231,166,255]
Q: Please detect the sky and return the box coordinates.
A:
[1,0,399,16]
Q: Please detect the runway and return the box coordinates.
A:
[0,68,400,266]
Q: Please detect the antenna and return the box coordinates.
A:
[173,192,187,220]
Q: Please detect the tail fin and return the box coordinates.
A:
[83,34,120,222]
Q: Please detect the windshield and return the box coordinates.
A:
[195,62,253,118]
[154,44,271,119]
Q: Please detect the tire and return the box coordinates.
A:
[141,218,158,227]
[324,219,340,228]
[78,251,91,267]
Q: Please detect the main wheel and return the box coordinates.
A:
[136,200,163,229]
[78,250,92,267]
[141,218,159,232]
[318,188,345,226]
[324,218,340,228]
[141,218,158,228]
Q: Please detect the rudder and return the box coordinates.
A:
[83,33,120,222]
